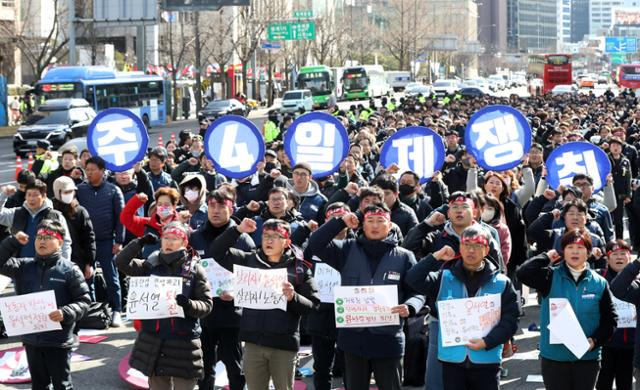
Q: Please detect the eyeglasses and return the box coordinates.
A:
[450,204,472,211]
[263,233,285,242]
[461,243,486,251]
[35,234,57,241]
[573,181,592,188]
[293,171,309,178]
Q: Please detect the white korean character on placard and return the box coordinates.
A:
[471,114,524,167]
[295,122,336,171]
[391,136,435,178]
[218,123,255,171]
[555,150,602,189]
[95,118,140,165]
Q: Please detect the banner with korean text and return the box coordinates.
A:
[333,285,399,328]
[437,294,501,347]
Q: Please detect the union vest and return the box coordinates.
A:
[436,269,507,364]
[540,266,607,362]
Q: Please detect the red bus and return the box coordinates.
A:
[617,64,640,89]
[527,54,573,93]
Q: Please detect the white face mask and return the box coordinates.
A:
[481,208,495,223]
[184,189,199,202]
[60,192,74,205]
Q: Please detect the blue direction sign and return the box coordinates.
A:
[261,42,282,50]
[605,37,638,54]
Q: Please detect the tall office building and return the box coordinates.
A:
[507,0,558,52]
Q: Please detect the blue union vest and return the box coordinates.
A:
[436,269,507,364]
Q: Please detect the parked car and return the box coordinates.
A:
[432,79,461,97]
[459,87,487,98]
[405,84,432,97]
[197,99,248,122]
[279,89,314,114]
[488,75,506,90]
[13,98,96,156]
[551,84,578,96]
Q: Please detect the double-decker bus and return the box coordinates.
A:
[527,54,572,94]
[616,64,640,89]
[35,66,168,127]
[296,65,335,108]
[341,65,392,100]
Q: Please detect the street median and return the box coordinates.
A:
[0,126,17,138]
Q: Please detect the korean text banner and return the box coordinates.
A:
[87,108,149,172]
[465,105,532,171]
[284,112,350,178]
[379,126,445,183]
[204,115,265,179]
[545,142,611,192]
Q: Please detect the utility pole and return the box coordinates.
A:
[194,12,203,113]
[68,0,76,65]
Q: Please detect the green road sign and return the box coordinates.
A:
[293,10,313,18]
[267,21,316,41]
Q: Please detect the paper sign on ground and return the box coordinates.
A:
[126,276,184,320]
[0,291,62,336]
[201,258,235,298]
[437,293,502,347]
[233,265,288,311]
[0,275,11,292]
[548,302,590,359]
[333,285,399,328]
[549,298,570,343]
[314,262,341,303]
[612,296,636,329]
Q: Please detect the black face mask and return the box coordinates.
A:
[159,248,187,266]
[398,184,415,196]
[264,162,277,173]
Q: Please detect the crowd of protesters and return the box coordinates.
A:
[3,87,640,390]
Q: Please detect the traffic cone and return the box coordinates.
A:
[157,135,163,147]
[27,153,34,171]
[15,155,22,178]
[170,132,176,144]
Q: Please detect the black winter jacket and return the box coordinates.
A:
[0,236,90,348]
[210,227,320,352]
[53,200,96,270]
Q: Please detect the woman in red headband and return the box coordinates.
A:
[116,221,213,390]
[517,229,617,390]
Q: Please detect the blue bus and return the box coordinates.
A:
[35,66,168,127]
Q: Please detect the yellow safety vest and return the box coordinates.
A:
[264,121,280,143]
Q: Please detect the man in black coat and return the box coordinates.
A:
[190,189,255,390]
[0,219,90,389]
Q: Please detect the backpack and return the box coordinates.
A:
[78,302,112,329]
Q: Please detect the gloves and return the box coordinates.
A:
[139,233,158,245]
[175,294,190,308]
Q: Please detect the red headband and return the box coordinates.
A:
[326,208,348,219]
[461,236,488,247]
[36,228,63,241]
[163,226,189,243]
[449,196,475,208]
[570,237,586,247]
[263,225,290,239]
[607,245,630,256]
[364,210,391,221]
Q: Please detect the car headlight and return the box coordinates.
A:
[14,133,23,140]
[46,131,64,140]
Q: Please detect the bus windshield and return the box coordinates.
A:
[343,71,367,90]
[298,72,331,95]
[547,55,570,65]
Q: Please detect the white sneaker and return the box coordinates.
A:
[111,311,123,327]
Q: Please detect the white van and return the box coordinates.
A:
[280,89,314,114]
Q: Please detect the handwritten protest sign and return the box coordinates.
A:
[201,258,235,298]
[437,294,501,347]
[612,296,637,329]
[126,276,184,320]
[333,285,399,328]
[0,275,11,291]
[0,291,61,336]
[314,262,341,303]
[233,265,288,311]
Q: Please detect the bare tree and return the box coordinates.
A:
[310,12,341,65]
[0,0,71,82]
[377,0,428,70]
[200,9,236,100]
[233,0,269,98]
[160,16,192,121]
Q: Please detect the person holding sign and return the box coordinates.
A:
[609,241,640,388]
[190,189,256,390]
[405,225,519,390]
[595,240,635,390]
[0,219,90,389]
[308,203,425,390]
[116,222,213,390]
[517,229,617,390]
[210,217,320,390]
